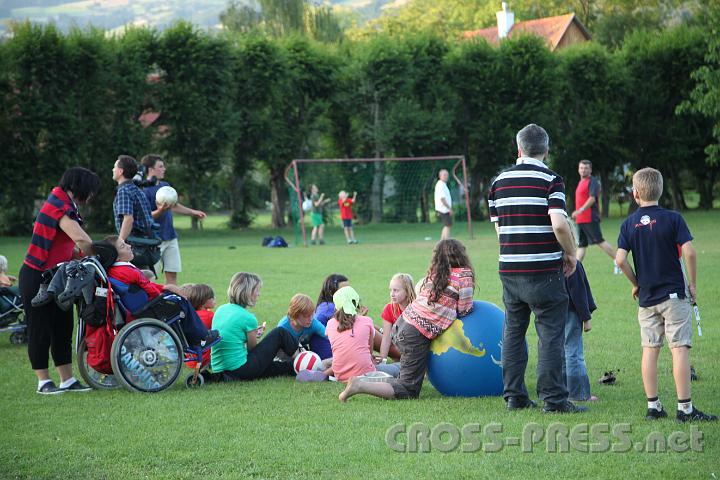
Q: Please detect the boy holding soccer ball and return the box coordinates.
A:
[141,154,206,285]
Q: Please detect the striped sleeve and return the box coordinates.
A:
[488,182,498,222]
[547,175,567,217]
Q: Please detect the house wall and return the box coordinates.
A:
[555,22,589,50]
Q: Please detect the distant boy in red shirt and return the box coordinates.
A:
[338,190,358,245]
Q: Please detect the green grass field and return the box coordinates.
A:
[1,211,718,479]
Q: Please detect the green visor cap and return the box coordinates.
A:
[333,286,360,315]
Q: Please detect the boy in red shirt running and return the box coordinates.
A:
[338,190,358,245]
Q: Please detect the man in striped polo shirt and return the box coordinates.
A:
[488,124,584,413]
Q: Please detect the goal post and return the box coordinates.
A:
[284,155,473,246]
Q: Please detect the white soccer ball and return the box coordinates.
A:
[293,351,322,374]
[155,186,178,207]
[302,199,313,213]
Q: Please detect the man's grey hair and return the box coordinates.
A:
[516,124,549,158]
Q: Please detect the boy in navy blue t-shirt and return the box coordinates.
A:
[616,167,716,422]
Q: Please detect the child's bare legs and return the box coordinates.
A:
[311,226,318,242]
[339,376,395,402]
[349,227,356,243]
[671,346,691,401]
[641,347,661,398]
[318,224,325,243]
[343,226,351,243]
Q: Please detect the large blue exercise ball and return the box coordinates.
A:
[427,300,505,397]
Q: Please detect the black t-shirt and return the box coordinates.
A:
[617,206,693,307]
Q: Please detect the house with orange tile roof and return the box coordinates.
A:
[463,2,591,51]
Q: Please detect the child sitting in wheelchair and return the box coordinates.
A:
[98,236,219,349]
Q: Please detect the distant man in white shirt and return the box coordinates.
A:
[434,169,452,240]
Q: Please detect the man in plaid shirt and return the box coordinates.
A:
[112,155,154,241]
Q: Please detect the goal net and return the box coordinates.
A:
[284,156,473,246]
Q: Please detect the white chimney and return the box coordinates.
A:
[496,2,514,39]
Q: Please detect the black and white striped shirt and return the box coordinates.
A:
[488,157,567,274]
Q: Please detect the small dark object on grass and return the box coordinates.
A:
[228,246,236,250]
[598,370,618,385]
[690,365,698,381]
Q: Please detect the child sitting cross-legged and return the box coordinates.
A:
[325,286,400,383]
[100,236,219,349]
[212,272,299,381]
[277,293,328,352]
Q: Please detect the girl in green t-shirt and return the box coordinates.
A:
[211,272,299,380]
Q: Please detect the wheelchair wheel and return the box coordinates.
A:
[110,318,183,393]
[77,339,119,390]
[185,372,205,389]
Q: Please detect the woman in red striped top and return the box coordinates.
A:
[340,239,475,402]
[19,167,100,395]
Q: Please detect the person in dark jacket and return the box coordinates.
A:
[563,260,597,402]
[19,167,100,395]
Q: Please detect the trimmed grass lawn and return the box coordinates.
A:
[1,211,718,479]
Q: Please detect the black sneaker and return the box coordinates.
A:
[543,401,588,413]
[645,407,668,420]
[60,380,92,393]
[676,407,718,422]
[37,381,64,395]
[507,397,537,411]
[690,365,698,381]
[598,371,616,385]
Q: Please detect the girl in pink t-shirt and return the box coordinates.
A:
[325,286,399,383]
[378,273,415,363]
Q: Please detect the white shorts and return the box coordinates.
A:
[156,238,182,273]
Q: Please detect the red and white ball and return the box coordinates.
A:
[293,351,322,374]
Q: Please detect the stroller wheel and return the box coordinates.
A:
[10,331,27,345]
[185,372,205,388]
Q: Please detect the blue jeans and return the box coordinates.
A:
[500,271,569,406]
[562,310,592,401]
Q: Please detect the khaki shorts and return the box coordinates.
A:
[638,297,692,349]
[156,238,182,273]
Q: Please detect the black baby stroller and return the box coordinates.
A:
[0,287,26,345]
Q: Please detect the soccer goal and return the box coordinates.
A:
[284,156,473,246]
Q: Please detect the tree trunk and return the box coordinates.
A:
[371,162,384,223]
[420,191,429,223]
[370,92,384,223]
[666,161,688,211]
[696,170,716,210]
[599,171,611,219]
[270,167,287,228]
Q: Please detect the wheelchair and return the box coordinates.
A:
[0,287,27,345]
[71,256,216,393]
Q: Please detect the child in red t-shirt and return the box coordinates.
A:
[183,283,216,368]
[338,190,358,245]
[379,273,415,363]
